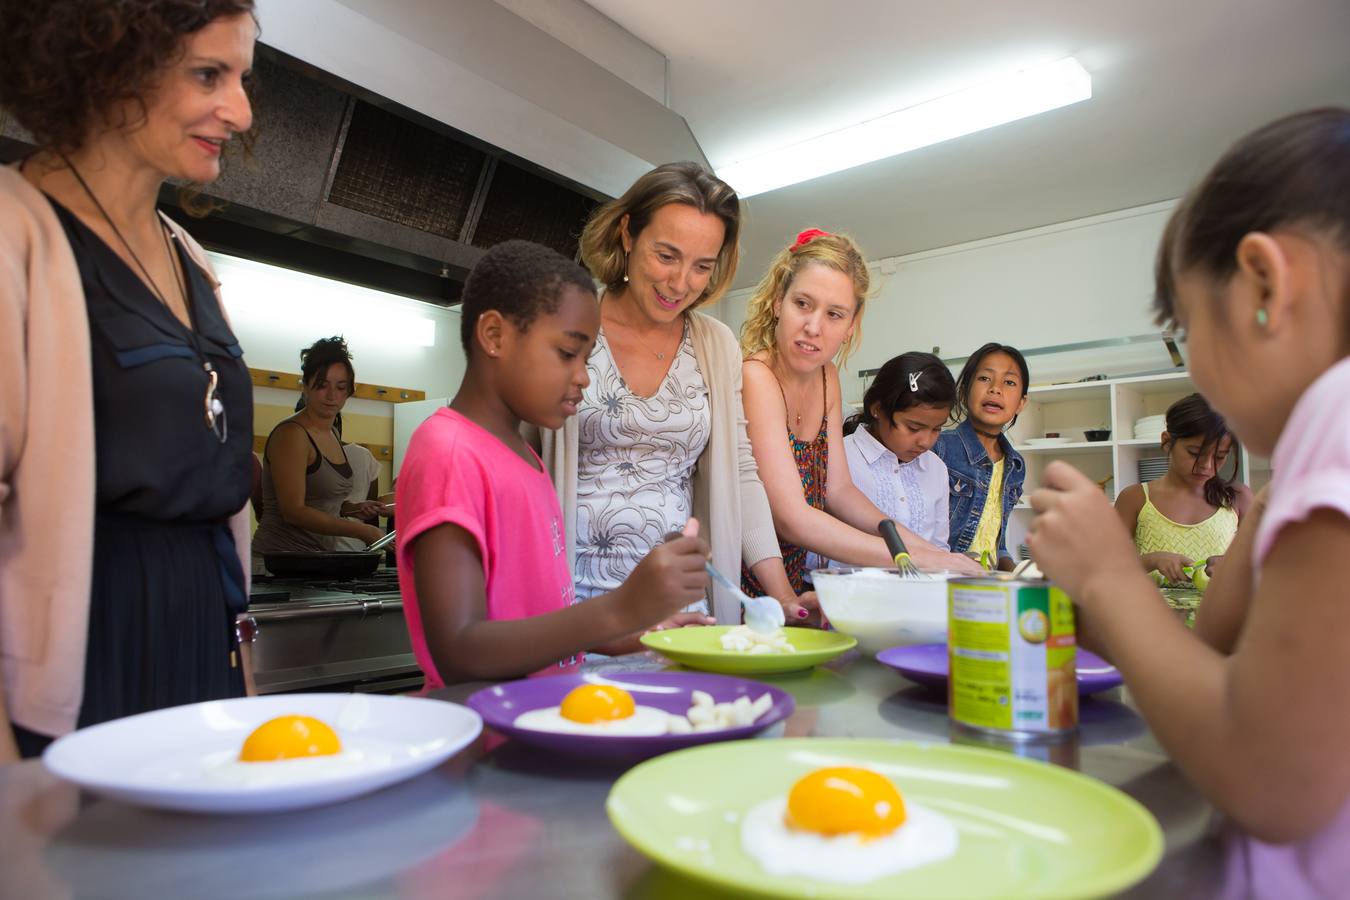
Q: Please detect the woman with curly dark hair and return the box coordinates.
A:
[0,1,258,761]
[252,336,388,564]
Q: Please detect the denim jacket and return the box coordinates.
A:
[933,419,1026,562]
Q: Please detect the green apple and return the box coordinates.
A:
[1191,565,1211,592]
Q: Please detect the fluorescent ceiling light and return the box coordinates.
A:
[208,253,438,348]
[716,57,1092,198]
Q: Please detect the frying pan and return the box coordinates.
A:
[262,531,397,579]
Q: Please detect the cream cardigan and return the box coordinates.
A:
[528,310,780,624]
[0,166,251,738]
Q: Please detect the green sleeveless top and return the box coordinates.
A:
[1133,482,1239,584]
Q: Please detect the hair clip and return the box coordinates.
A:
[789,228,832,253]
[908,372,920,393]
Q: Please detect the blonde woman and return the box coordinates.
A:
[739,229,983,594]
[529,162,816,626]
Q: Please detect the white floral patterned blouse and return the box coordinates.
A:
[573,323,711,610]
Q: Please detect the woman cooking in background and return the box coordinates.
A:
[288,393,390,552]
[252,336,386,570]
[1,0,259,761]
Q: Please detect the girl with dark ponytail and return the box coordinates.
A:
[839,352,958,552]
[1028,109,1350,880]
[1114,393,1252,585]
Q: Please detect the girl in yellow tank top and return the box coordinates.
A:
[1115,394,1252,585]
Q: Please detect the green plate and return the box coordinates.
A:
[640,626,857,674]
[607,739,1163,899]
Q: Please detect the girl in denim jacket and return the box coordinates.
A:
[934,343,1030,570]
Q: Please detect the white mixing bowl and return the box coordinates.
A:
[811,567,952,655]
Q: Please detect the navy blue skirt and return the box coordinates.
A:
[77,513,245,729]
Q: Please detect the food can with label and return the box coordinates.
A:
[947,576,1078,739]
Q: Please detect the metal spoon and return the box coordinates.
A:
[660,528,784,633]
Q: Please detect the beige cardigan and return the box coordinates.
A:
[0,166,251,738]
[529,311,780,624]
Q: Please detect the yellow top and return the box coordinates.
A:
[970,457,1004,562]
[1134,482,1239,584]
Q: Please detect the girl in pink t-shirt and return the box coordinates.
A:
[396,240,711,687]
[1028,107,1350,897]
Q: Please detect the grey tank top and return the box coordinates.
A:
[252,421,354,556]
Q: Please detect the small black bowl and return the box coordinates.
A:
[1085,429,1111,442]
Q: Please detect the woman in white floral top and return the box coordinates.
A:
[529,163,817,626]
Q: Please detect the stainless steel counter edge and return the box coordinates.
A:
[0,652,1229,899]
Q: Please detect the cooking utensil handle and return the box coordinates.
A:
[704,560,740,597]
[366,530,397,553]
[878,519,908,566]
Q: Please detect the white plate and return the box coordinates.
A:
[1022,436,1071,446]
[43,693,482,814]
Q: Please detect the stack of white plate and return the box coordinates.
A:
[1138,457,1170,482]
[1134,415,1166,442]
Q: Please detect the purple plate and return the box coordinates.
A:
[466,671,794,762]
[876,643,1124,695]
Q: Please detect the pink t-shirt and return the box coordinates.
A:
[396,407,581,689]
[1217,356,1350,899]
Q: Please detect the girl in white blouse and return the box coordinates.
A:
[838,352,958,553]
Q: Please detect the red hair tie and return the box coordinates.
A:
[789,228,832,253]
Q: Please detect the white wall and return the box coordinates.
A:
[208,252,467,415]
[715,199,1180,402]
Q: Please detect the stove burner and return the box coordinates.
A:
[251,569,400,602]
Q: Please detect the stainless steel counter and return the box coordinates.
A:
[243,569,420,695]
[0,651,1227,899]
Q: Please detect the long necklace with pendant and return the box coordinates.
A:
[62,155,225,437]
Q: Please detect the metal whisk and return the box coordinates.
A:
[879,519,931,581]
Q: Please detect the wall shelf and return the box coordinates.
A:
[1004,370,1269,556]
[248,367,427,403]
[1013,441,1113,454]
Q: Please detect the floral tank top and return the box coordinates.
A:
[742,364,829,596]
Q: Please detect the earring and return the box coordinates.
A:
[622,251,630,283]
[1256,308,1269,326]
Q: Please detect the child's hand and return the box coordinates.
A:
[1027,462,1145,610]
[1144,551,1195,584]
[624,519,711,627]
[944,552,987,576]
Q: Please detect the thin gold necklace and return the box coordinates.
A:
[605,299,682,361]
[771,359,811,431]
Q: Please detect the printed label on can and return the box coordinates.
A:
[948,579,1077,736]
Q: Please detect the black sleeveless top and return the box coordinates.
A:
[42,196,254,731]
[47,197,253,519]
